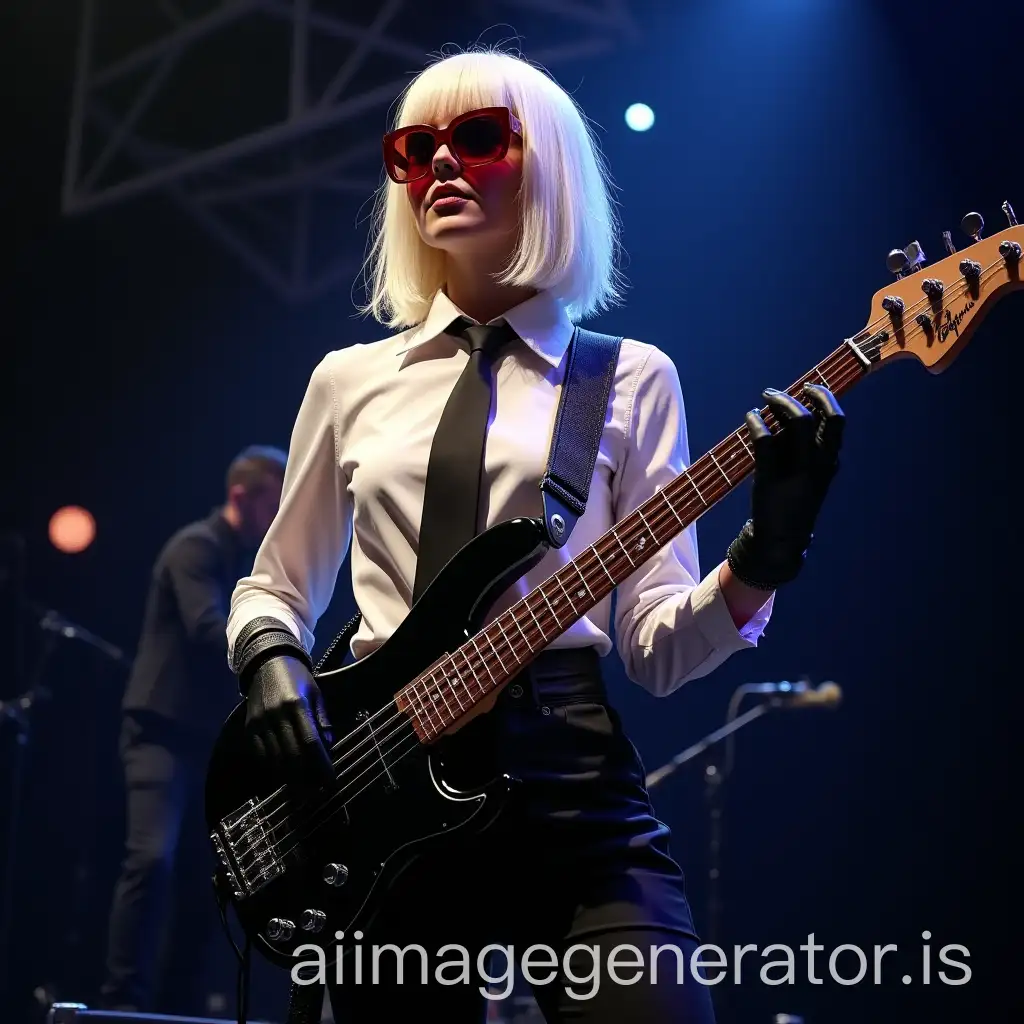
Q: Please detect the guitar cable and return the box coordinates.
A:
[213,870,253,1024]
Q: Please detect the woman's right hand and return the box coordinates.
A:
[244,653,336,792]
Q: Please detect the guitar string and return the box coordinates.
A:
[233,349,872,869]
[230,254,1009,869]
[233,307,970,873]
[230,255,1009,867]
[267,253,1003,800]
[228,255,1011,870]
[308,252,1006,757]
[230,335,858,856]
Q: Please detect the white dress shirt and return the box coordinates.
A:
[227,289,773,698]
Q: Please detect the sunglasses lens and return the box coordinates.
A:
[386,111,512,181]
[391,130,436,180]
[452,114,505,163]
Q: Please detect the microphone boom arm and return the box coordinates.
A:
[645,703,772,789]
[646,679,842,789]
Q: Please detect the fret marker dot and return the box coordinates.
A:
[577,589,585,598]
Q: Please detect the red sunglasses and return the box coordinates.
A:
[382,106,523,184]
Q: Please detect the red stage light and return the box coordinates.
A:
[49,506,96,553]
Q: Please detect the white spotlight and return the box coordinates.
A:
[625,103,654,132]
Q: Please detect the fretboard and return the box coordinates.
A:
[398,329,886,741]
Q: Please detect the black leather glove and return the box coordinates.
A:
[727,384,845,591]
[244,653,335,790]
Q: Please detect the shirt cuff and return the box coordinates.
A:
[691,559,774,651]
[226,595,310,666]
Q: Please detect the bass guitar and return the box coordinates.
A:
[206,206,1023,970]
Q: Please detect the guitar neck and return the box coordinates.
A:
[399,329,887,741]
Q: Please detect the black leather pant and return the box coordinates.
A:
[324,648,717,1023]
[100,712,220,1014]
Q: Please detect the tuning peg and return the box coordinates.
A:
[961,211,984,241]
[903,240,926,273]
[886,248,909,277]
[942,230,957,255]
[886,241,926,278]
[1003,200,1018,227]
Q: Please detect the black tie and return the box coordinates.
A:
[413,317,517,603]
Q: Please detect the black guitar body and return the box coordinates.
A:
[204,517,549,969]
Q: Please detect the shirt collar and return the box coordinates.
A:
[394,289,576,369]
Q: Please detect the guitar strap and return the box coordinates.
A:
[539,326,623,548]
[313,324,623,672]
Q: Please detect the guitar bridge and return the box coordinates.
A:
[211,798,285,900]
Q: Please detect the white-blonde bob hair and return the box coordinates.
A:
[360,48,624,329]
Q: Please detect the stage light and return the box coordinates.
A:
[625,103,654,132]
[49,505,96,554]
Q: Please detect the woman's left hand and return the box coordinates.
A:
[726,384,845,591]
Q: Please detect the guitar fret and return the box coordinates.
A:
[735,430,753,457]
[414,677,437,735]
[458,649,484,696]
[446,663,466,712]
[554,574,579,614]
[450,686,465,713]
[405,678,431,734]
[572,564,593,603]
[483,630,506,673]
[614,530,636,568]
[414,675,441,734]
[524,600,548,644]
[592,545,616,586]
[432,673,455,718]
[538,584,563,628]
[495,618,522,664]
[816,368,830,388]
[511,615,532,652]
[470,636,496,685]
[709,451,731,486]
[659,491,684,530]
[688,471,708,506]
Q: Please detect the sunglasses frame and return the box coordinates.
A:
[382,106,523,184]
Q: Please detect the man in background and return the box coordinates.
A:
[99,445,288,1015]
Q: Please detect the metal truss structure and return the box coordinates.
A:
[61,0,641,302]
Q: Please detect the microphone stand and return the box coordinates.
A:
[0,629,57,1005]
[646,701,774,948]
[0,603,128,1004]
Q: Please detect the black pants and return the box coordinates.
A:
[325,649,717,1023]
[100,712,221,1014]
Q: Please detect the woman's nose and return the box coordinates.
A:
[432,143,461,179]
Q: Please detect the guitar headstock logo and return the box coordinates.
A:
[938,299,975,345]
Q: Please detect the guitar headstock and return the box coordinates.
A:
[863,204,1024,374]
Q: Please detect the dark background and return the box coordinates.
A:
[3,1,1022,1022]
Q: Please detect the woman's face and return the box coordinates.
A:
[407,112,523,260]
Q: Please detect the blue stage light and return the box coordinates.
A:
[625,103,654,132]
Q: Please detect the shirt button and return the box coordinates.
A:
[540,706,551,716]
[509,684,523,699]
